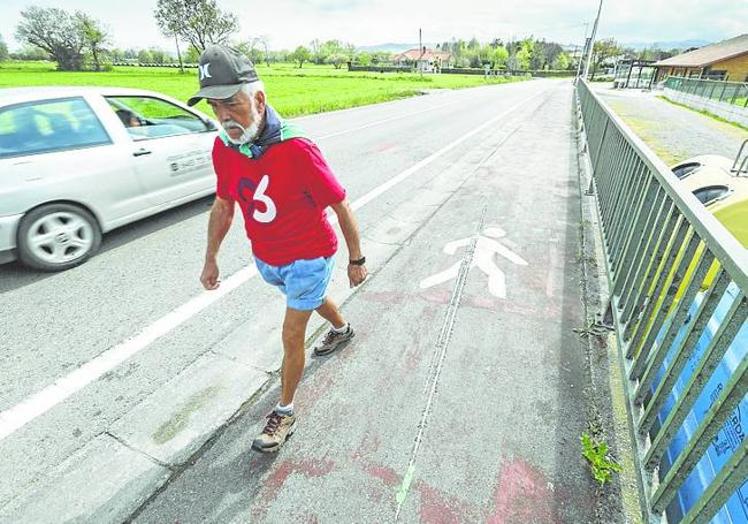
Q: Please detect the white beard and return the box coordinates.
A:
[222,102,262,145]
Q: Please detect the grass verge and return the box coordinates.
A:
[0,61,529,118]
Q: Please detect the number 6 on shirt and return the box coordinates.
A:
[253,175,277,223]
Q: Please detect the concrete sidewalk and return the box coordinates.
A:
[126,83,621,522]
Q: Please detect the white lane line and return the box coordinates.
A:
[0,87,549,442]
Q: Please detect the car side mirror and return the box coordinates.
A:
[204,119,218,131]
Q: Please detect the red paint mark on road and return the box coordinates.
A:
[488,458,558,524]
[365,464,401,486]
[266,457,336,491]
[252,458,336,520]
[417,482,465,524]
[376,142,397,153]
[352,429,381,460]
[363,290,410,305]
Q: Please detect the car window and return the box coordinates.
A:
[693,185,730,206]
[0,98,111,158]
[672,162,700,179]
[106,96,209,141]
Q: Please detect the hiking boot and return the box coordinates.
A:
[313,325,355,356]
[251,411,296,453]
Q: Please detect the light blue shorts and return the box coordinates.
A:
[254,256,335,311]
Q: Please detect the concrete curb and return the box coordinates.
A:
[574,91,644,524]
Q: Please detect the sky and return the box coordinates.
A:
[0,0,745,52]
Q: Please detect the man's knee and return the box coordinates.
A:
[282,310,311,348]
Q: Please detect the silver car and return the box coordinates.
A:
[0,87,219,271]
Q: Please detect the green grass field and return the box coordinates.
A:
[0,61,528,118]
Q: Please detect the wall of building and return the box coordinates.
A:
[656,53,748,82]
[714,53,748,82]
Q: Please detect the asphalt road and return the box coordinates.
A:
[0,78,598,522]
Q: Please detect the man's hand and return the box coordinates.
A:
[200,258,220,290]
[348,263,368,288]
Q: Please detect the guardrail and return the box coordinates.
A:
[664,76,748,108]
[576,79,748,523]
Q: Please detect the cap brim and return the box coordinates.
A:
[187,84,243,106]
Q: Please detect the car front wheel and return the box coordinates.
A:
[17,203,102,272]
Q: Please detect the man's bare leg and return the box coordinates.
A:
[315,296,346,329]
[313,296,354,356]
[281,307,314,405]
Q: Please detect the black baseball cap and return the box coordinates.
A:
[187,45,260,106]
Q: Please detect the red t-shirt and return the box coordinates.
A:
[212,137,346,266]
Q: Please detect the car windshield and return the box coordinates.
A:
[106,96,208,140]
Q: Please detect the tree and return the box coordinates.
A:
[235,38,265,64]
[357,51,372,66]
[185,45,201,63]
[371,51,391,64]
[109,48,125,62]
[149,48,172,64]
[591,38,622,79]
[492,46,509,69]
[512,39,533,70]
[290,45,311,68]
[138,49,153,64]
[15,6,87,70]
[154,0,239,54]
[553,51,571,70]
[328,53,348,69]
[249,35,271,66]
[309,39,327,64]
[77,13,109,71]
[11,45,49,61]
[0,34,8,62]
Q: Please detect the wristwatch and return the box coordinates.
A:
[349,256,366,266]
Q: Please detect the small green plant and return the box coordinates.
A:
[581,432,623,485]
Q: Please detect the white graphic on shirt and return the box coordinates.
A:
[253,174,277,223]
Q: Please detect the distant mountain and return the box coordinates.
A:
[356,43,437,53]
[623,39,711,51]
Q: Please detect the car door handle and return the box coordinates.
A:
[133,148,152,157]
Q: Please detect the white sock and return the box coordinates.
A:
[332,322,349,334]
[275,402,294,415]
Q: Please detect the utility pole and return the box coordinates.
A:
[419,28,423,76]
[583,0,603,80]
[574,22,590,84]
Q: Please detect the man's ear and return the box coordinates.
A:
[255,90,267,113]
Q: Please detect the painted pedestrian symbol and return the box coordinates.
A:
[419,227,528,298]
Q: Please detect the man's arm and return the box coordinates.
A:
[330,199,367,287]
[200,196,235,290]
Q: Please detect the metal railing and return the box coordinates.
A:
[664,76,748,108]
[576,79,748,523]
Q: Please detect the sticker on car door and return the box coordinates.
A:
[167,150,211,176]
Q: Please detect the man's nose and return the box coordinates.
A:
[214,106,230,122]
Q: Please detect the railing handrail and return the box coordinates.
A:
[577,78,748,523]
[665,74,748,89]
[579,79,748,286]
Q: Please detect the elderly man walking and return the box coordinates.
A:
[190,45,367,453]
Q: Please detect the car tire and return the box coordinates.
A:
[17,203,102,272]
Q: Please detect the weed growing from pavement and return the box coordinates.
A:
[581,432,623,485]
